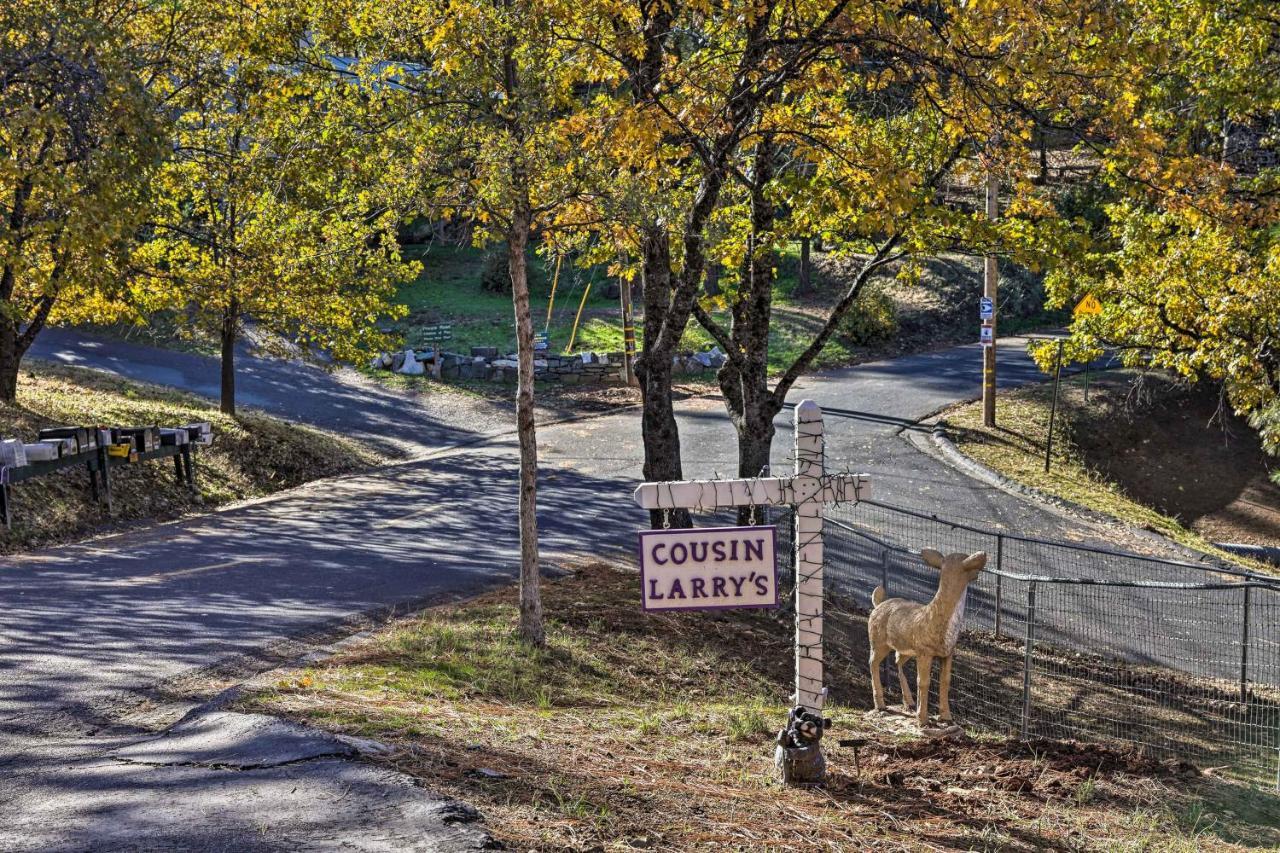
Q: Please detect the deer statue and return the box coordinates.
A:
[868,548,987,729]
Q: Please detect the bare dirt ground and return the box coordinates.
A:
[1071,374,1280,547]
[947,370,1280,558]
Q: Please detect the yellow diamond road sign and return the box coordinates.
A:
[1074,294,1102,316]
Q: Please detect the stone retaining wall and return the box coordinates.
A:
[376,346,725,386]
[443,352,630,385]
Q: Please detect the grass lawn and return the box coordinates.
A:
[944,369,1276,574]
[392,243,870,375]
[239,562,1279,851]
[0,361,381,553]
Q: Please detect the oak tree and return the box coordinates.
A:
[689,0,1094,488]
[136,4,413,415]
[560,0,861,526]
[0,1,166,402]
[1036,0,1280,456]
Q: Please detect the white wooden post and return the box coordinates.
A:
[631,401,869,784]
[793,400,826,713]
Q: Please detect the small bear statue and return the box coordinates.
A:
[774,705,831,785]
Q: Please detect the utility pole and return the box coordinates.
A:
[982,171,999,427]
[1044,339,1064,472]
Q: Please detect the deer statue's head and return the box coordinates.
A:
[921,548,987,592]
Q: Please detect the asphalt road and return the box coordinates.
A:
[1,329,1250,847]
[28,328,511,458]
[0,331,1116,738]
[25,326,1051,464]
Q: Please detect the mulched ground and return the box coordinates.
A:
[853,734,1198,803]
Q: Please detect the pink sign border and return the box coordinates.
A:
[637,524,780,612]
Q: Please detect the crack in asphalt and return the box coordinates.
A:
[109,750,359,772]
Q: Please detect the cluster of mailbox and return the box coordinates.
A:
[0,422,213,468]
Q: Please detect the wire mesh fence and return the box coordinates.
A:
[665,499,1279,786]
[795,499,1280,789]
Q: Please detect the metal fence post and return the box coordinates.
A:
[1044,340,1064,473]
[1240,584,1252,704]
[880,548,889,596]
[1020,582,1037,739]
[994,534,1005,638]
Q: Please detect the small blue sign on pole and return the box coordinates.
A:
[979,297,995,320]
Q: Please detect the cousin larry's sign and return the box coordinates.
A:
[638,526,779,611]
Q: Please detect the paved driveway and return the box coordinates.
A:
[0,332,1146,736]
[29,328,510,457]
[6,330,1250,847]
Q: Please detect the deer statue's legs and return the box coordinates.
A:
[895,652,915,712]
[869,647,890,711]
[915,653,934,728]
[938,655,954,722]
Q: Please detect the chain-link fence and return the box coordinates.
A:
[783,499,1280,789]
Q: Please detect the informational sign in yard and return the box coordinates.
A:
[638,525,779,611]
[634,401,868,716]
[979,296,994,320]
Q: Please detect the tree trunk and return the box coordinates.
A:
[0,299,56,405]
[704,263,721,297]
[0,178,33,404]
[635,228,691,529]
[718,136,781,524]
[637,354,691,527]
[718,265,779,523]
[722,363,781,525]
[797,236,811,296]
[509,208,545,647]
[620,269,636,385]
[736,401,776,482]
[220,298,238,415]
[500,14,544,647]
[0,318,19,404]
[1,244,64,405]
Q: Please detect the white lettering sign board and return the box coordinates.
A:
[638,525,779,611]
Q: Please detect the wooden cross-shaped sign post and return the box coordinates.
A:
[633,400,869,784]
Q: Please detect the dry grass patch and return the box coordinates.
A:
[0,361,382,553]
[240,563,1279,852]
[944,370,1275,575]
